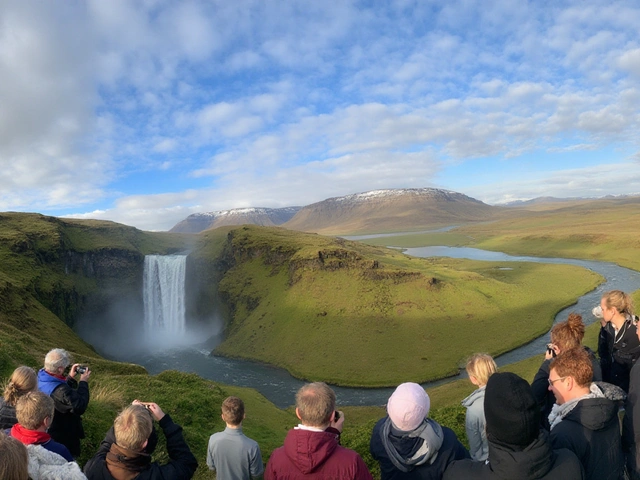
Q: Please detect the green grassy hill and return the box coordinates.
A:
[210,225,600,386]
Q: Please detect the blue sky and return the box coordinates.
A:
[1,0,640,230]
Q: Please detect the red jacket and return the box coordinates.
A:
[265,428,372,480]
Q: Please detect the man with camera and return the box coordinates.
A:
[83,400,198,479]
[37,348,90,457]
[265,382,372,480]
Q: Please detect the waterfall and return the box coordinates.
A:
[143,255,187,333]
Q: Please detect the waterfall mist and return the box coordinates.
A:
[75,253,224,358]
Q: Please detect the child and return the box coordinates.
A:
[462,353,497,461]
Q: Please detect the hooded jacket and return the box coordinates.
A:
[37,368,89,457]
[370,416,469,480]
[461,386,488,461]
[265,428,372,480]
[83,414,198,480]
[548,382,625,480]
[26,444,87,480]
[443,431,584,480]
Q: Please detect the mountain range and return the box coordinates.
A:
[170,188,500,235]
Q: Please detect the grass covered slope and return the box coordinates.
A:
[213,226,601,386]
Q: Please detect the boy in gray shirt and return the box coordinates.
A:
[207,396,264,480]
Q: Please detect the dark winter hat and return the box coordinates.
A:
[484,372,540,447]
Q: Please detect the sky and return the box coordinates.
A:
[2,0,640,231]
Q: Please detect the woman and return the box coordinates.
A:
[531,313,601,429]
[598,290,640,392]
[461,353,497,462]
[0,366,37,430]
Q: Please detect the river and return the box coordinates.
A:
[113,244,640,408]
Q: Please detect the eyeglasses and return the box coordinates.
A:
[548,376,567,387]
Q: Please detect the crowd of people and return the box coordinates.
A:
[2,289,640,480]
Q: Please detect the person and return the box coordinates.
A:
[83,400,198,479]
[532,313,602,429]
[597,290,640,392]
[0,431,30,480]
[547,348,625,480]
[443,372,584,480]
[266,382,372,480]
[7,391,74,461]
[370,382,469,480]
[206,396,264,480]
[0,365,37,429]
[461,354,496,462]
[622,314,640,479]
[37,348,90,457]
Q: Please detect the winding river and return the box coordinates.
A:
[115,244,640,408]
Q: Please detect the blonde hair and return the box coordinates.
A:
[3,366,37,406]
[0,432,29,480]
[114,405,153,451]
[295,382,336,427]
[602,290,634,316]
[465,353,497,386]
[16,391,54,431]
[551,313,586,351]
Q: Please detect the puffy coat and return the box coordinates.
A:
[26,444,86,480]
[0,397,18,430]
[461,386,488,461]
[549,382,626,480]
[623,362,640,479]
[83,414,198,480]
[265,428,372,480]
[443,431,584,480]
[370,417,469,480]
[38,369,89,457]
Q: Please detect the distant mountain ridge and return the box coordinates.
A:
[170,207,301,233]
[284,188,499,234]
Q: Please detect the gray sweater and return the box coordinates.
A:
[461,386,488,462]
[207,426,264,480]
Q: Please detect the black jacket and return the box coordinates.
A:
[443,431,584,480]
[623,362,640,479]
[38,371,90,457]
[370,417,469,480]
[531,347,602,430]
[83,413,198,480]
[598,317,640,392]
[0,398,18,430]
[549,382,626,480]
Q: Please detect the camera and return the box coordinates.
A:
[334,411,340,422]
[76,366,87,374]
[592,305,603,318]
[546,344,556,358]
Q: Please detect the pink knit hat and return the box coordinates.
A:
[387,382,430,431]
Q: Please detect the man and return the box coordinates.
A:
[265,382,372,480]
[444,372,584,480]
[370,382,469,480]
[207,396,263,480]
[548,347,626,480]
[37,348,90,457]
[84,400,198,479]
